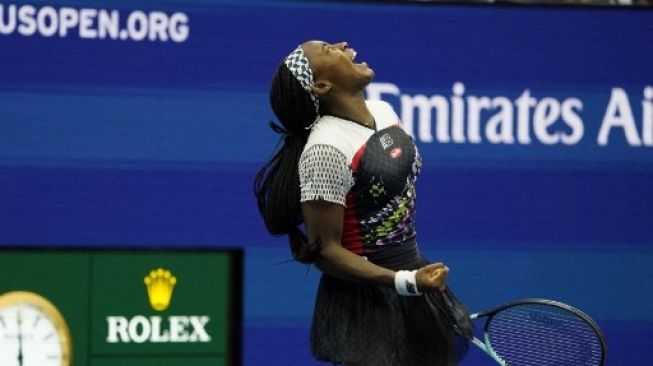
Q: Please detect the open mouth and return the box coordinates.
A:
[350,49,367,66]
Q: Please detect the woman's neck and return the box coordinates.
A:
[324,94,374,127]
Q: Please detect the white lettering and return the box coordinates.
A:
[0,4,17,34]
[106,316,130,343]
[149,316,170,342]
[106,315,211,343]
[127,11,148,41]
[367,83,651,148]
[149,11,168,42]
[37,6,57,37]
[0,6,189,42]
[128,315,151,343]
[486,97,514,144]
[400,94,449,142]
[466,95,492,144]
[560,98,584,145]
[643,86,653,146]
[169,316,190,342]
[169,12,189,43]
[189,316,211,342]
[533,97,562,145]
[451,82,466,143]
[17,5,36,36]
[515,90,537,144]
[598,88,641,146]
[97,10,118,39]
[58,7,78,37]
[79,8,97,39]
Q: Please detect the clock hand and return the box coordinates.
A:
[17,311,24,366]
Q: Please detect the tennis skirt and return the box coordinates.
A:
[310,241,473,366]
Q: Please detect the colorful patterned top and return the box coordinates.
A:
[299,100,422,256]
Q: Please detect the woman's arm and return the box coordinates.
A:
[302,200,449,292]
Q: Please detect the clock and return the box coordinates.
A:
[0,291,72,366]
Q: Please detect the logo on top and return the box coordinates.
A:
[144,268,177,311]
[379,134,394,149]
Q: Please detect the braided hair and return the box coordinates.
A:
[254,62,322,263]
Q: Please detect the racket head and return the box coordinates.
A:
[476,298,607,366]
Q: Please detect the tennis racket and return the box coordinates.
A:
[467,298,607,366]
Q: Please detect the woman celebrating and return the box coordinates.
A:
[255,41,472,366]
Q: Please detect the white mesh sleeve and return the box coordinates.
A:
[299,144,354,206]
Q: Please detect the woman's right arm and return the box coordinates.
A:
[302,199,449,292]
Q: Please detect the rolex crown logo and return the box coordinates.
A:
[144,268,177,311]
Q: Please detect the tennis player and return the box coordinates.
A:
[255,40,472,366]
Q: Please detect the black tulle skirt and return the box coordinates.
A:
[310,241,473,366]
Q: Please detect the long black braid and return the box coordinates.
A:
[254,63,322,263]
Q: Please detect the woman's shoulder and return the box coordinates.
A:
[303,116,361,162]
[304,116,346,147]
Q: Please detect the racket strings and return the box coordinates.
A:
[486,304,603,365]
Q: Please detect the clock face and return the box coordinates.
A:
[0,292,71,366]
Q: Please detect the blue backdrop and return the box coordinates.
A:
[1,0,652,364]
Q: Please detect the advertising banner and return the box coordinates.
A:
[0,249,242,366]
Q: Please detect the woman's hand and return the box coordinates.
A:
[415,263,449,292]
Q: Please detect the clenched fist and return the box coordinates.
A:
[416,262,449,292]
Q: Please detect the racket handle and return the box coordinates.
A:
[471,336,509,366]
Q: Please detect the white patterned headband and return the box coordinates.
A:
[284,46,320,127]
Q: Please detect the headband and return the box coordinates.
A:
[284,46,320,128]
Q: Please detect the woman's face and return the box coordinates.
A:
[302,40,375,94]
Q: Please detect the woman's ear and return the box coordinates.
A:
[312,80,332,96]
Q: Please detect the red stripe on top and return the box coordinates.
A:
[342,193,363,254]
[351,141,367,171]
[341,143,367,254]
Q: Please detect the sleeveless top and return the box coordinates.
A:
[299,100,422,256]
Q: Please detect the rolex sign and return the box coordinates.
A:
[0,249,242,366]
[105,269,211,344]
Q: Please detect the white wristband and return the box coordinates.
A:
[394,270,422,296]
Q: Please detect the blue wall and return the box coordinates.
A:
[1,1,652,364]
